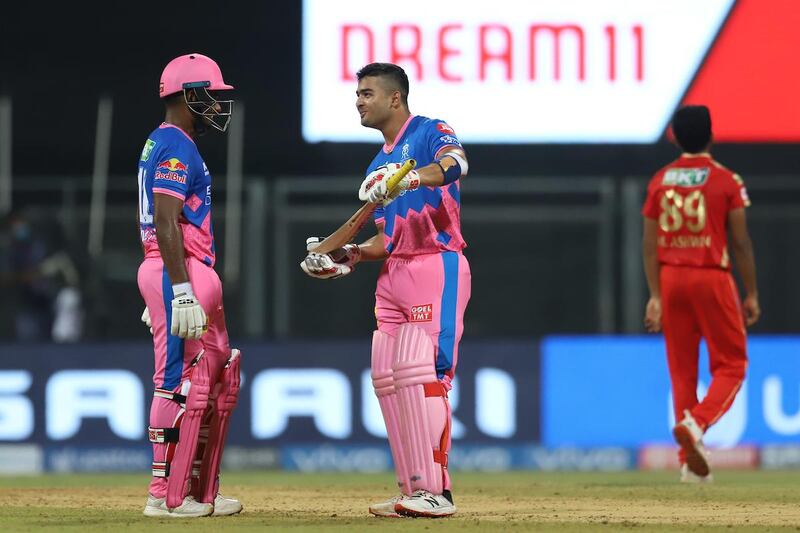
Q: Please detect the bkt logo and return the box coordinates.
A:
[0,367,517,442]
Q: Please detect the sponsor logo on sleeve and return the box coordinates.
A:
[436,122,455,135]
[662,167,709,187]
[439,135,462,146]
[154,158,189,185]
[410,303,433,322]
[140,139,156,162]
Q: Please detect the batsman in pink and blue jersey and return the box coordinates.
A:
[302,63,470,518]
[136,53,242,518]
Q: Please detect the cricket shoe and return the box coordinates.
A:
[680,463,714,484]
[143,494,213,518]
[395,490,457,518]
[213,494,243,516]
[673,409,710,477]
[369,494,406,517]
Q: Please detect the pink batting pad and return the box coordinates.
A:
[166,354,211,509]
[371,331,412,495]
[392,324,449,495]
[196,349,241,503]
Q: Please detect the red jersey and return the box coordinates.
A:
[642,153,750,270]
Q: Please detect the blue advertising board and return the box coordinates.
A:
[542,336,800,447]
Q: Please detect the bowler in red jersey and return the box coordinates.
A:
[641,105,760,483]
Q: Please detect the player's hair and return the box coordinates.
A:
[356,63,409,107]
[671,105,712,154]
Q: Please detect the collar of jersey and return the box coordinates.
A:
[383,115,416,154]
[160,122,196,144]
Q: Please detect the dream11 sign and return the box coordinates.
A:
[302,0,734,144]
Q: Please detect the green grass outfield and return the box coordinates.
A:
[1,470,799,532]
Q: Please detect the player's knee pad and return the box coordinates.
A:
[194,349,241,503]
[147,350,212,509]
[392,324,450,495]
[371,331,412,495]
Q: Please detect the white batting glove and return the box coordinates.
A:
[358,163,420,206]
[300,238,361,280]
[170,282,208,339]
[141,307,153,335]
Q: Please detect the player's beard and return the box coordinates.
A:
[193,115,209,137]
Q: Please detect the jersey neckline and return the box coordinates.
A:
[383,115,415,154]
[159,122,195,144]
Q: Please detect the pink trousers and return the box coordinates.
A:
[137,257,231,498]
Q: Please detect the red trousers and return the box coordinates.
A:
[661,265,747,452]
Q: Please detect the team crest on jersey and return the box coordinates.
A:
[410,303,433,322]
[140,139,156,162]
[155,158,188,184]
[662,167,709,187]
[436,122,455,135]
[401,142,410,160]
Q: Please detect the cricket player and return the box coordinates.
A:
[137,53,242,517]
[642,105,759,483]
[302,63,470,517]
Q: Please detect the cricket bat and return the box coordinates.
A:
[311,159,417,255]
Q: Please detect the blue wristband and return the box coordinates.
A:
[435,158,461,185]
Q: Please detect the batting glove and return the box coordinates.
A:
[141,307,153,335]
[170,282,208,339]
[358,163,420,206]
[301,238,361,280]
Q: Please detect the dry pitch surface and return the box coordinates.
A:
[1,471,799,532]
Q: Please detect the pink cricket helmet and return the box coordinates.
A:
[159,53,234,98]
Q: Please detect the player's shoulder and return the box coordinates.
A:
[706,156,745,187]
[150,124,196,150]
[416,115,458,136]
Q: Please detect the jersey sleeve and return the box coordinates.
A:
[373,205,385,224]
[151,140,193,201]
[426,119,463,160]
[641,175,661,219]
[727,172,751,210]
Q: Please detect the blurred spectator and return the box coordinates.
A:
[0,210,83,342]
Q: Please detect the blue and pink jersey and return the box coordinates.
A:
[370,115,466,257]
[137,123,216,267]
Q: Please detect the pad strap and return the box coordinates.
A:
[423,382,447,398]
[153,388,187,405]
[152,461,169,477]
[148,426,180,444]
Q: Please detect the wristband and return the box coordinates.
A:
[172,282,194,298]
[435,157,462,185]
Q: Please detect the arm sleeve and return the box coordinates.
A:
[727,172,751,210]
[151,141,192,201]
[641,177,660,219]
[426,119,464,160]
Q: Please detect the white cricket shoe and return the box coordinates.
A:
[673,409,711,477]
[143,494,213,518]
[395,490,457,518]
[369,494,405,518]
[680,463,714,483]
[212,493,243,516]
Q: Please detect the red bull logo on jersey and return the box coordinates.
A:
[410,303,433,322]
[154,158,188,184]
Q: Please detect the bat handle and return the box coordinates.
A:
[385,158,417,195]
